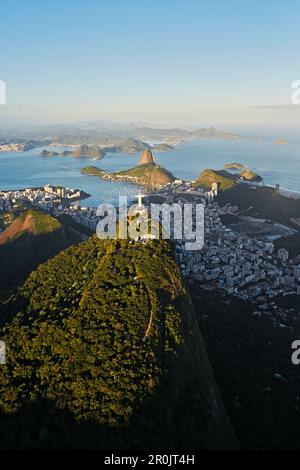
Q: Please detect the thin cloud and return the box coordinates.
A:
[0,104,29,109]
[251,104,300,110]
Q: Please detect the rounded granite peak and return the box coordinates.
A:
[139,149,155,165]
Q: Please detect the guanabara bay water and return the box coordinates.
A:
[1,134,300,206]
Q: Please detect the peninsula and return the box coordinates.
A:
[81,149,176,188]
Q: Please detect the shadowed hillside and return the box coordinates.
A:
[0,209,61,245]
[190,287,300,449]
[0,210,82,299]
[0,236,238,449]
[217,184,300,225]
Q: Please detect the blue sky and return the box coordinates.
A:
[1,0,300,127]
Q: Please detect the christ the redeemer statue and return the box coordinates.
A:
[135,194,146,207]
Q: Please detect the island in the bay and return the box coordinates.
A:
[38,139,174,161]
[81,149,262,189]
[224,162,245,170]
[274,140,289,145]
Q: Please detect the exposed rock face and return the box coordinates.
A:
[139,149,155,165]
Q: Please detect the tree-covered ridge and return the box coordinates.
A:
[0,236,185,428]
[192,169,238,191]
[19,209,62,235]
[0,209,61,245]
[0,210,83,300]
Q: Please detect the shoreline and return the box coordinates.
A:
[0,185,91,203]
[2,179,300,202]
[278,187,300,200]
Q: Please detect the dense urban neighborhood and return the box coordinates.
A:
[176,202,298,303]
[0,185,87,214]
[2,180,300,323]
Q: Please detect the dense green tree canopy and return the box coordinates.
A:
[0,237,185,444]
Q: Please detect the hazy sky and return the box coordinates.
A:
[1,0,300,127]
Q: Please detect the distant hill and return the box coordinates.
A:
[0,236,238,449]
[22,140,52,151]
[131,126,246,142]
[217,184,300,226]
[190,127,242,140]
[0,210,82,299]
[62,144,105,159]
[38,145,105,159]
[39,149,60,157]
[192,169,238,191]
[112,137,150,154]
[152,143,174,152]
[12,121,261,148]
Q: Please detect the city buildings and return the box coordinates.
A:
[2,182,300,315]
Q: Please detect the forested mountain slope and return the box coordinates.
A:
[0,236,237,449]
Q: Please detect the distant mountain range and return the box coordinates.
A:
[1,121,260,150]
